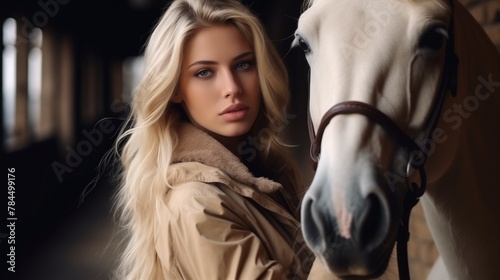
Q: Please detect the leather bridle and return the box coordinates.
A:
[306,1,458,279]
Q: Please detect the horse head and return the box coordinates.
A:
[293,0,465,278]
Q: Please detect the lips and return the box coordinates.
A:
[219,103,249,121]
[220,103,249,115]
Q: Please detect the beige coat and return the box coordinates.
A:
[156,123,335,279]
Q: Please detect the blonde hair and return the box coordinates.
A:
[113,0,301,279]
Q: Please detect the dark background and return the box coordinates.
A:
[0,1,311,279]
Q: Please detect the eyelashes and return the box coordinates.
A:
[195,69,211,78]
[193,60,255,79]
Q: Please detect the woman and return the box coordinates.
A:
[113,0,334,279]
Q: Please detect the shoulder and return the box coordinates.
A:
[164,181,247,219]
[161,181,253,247]
[165,181,225,210]
[168,162,233,187]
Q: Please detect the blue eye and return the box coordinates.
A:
[195,69,211,78]
[236,61,251,70]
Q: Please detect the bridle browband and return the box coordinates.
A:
[306,1,458,279]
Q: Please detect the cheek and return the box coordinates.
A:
[242,73,260,97]
[183,82,214,102]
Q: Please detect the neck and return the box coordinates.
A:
[212,133,247,161]
[423,142,500,279]
[204,127,272,179]
[419,2,500,278]
[421,76,500,279]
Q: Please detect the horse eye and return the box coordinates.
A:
[298,38,311,54]
[418,24,448,51]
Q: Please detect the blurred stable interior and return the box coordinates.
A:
[1,0,499,279]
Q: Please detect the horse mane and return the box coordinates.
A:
[451,0,500,144]
[448,0,500,175]
[302,0,314,12]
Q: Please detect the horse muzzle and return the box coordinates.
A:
[301,171,400,279]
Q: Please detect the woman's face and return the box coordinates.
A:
[176,24,261,138]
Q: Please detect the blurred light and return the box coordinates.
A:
[3,18,17,140]
[122,56,144,101]
[28,28,43,137]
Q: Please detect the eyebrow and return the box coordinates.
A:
[187,51,254,69]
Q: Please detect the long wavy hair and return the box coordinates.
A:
[113,0,302,279]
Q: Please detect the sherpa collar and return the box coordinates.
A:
[171,123,282,193]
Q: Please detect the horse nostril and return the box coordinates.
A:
[301,196,332,250]
[302,197,320,246]
[355,193,389,249]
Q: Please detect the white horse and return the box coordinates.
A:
[293,0,500,279]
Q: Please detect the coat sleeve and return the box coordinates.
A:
[157,182,289,280]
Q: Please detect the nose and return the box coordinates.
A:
[221,69,241,98]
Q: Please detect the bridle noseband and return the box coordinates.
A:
[306,1,458,279]
[309,101,428,197]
